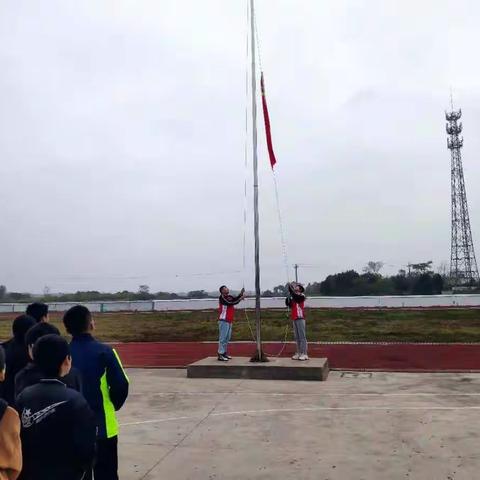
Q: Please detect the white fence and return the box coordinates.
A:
[1,294,480,314]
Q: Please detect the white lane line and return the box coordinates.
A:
[130,392,480,397]
[120,405,480,427]
[122,415,194,426]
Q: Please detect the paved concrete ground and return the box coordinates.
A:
[118,368,480,479]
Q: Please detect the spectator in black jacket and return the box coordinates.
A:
[14,323,82,400]
[25,303,49,323]
[0,315,36,406]
[16,335,96,480]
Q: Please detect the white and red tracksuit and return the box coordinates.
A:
[218,293,243,355]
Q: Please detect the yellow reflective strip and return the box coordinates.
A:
[100,371,118,438]
[112,349,129,383]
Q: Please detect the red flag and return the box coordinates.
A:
[260,72,277,169]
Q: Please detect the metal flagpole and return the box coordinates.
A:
[250,0,267,362]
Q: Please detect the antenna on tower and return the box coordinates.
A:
[449,86,454,111]
[445,101,480,288]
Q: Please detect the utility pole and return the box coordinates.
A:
[294,264,299,283]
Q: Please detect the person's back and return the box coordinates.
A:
[16,335,95,480]
[67,336,109,425]
[1,315,36,405]
[17,380,94,480]
[14,322,83,400]
[0,346,21,480]
[64,306,129,480]
[15,363,82,400]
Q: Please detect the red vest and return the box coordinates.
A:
[290,300,305,320]
[219,302,236,323]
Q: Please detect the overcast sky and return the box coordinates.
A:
[1,0,480,293]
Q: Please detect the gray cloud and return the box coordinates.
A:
[1,0,479,293]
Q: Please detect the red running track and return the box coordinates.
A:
[113,342,480,372]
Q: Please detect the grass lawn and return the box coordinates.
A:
[1,308,480,343]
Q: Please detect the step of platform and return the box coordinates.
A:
[187,356,329,381]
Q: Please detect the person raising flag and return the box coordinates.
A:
[286,282,308,361]
[217,286,245,361]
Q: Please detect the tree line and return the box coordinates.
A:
[0,261,474,302]
[0,284,179,303]
[263,261,452,297]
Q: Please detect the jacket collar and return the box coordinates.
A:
[72,333,94,341]
[39,378,66,387]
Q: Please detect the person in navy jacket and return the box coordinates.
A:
[63,305,129,480]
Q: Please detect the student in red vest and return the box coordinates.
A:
[286,282,308,361]
[217,286,245,361]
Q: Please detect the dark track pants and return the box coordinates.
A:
[85,436,118,480]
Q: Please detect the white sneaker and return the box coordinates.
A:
[298,354,308,361]
[292,353,300,360]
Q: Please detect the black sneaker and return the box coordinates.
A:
[224,353,233,359]
[217,354,229,361]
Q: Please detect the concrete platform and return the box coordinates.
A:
[187,356,329,381]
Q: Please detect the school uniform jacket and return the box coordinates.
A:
[1,339,30,406]
[287,285,306,321]
[69,333,129,439]
[218,293,243,323]
[14,363,83,401]
[16,379,96,480]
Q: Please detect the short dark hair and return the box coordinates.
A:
[12,315,37,342]
[25,323,60,348]
[219,285,227,293]
[63,305,92,336]
[26,302,49,322]
[33,335,70,377]
[0,345,5,372]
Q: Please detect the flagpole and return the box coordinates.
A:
[250,0,266,362]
